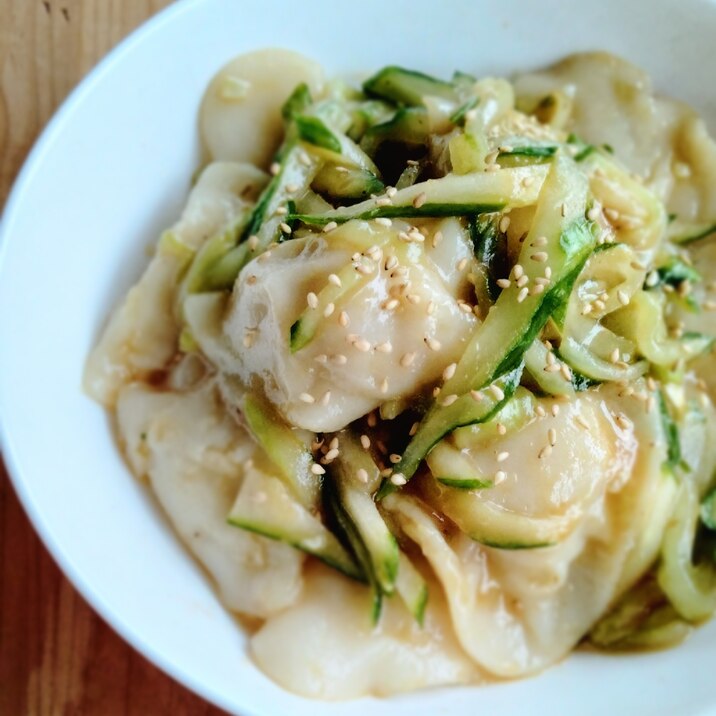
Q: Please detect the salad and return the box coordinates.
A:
[85,49,716,699]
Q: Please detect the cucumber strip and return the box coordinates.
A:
[428,442,493,489]
[469,213,509,301]
[204,143,319,290]
[497,144,558,168]
[360,107,430,156]
[449,96,480,126]
[377,366,523,499]
[228,469,363,581]
[395,551,428,626]
[295,114,380,174]
[667,219,716,245]
[524,341,575,396]
[449,131,487,174]
[292,165,550,226]
[658,481,716,621]
[658,390,682,472]
[558,332,647,383]
[652,257,701,288]
[312,163,385,201]
[242,393,321,508]
[395,161,423,189]
[323,479,383,623]
[329,432,399,594]
[378,157,595,495]
[701,488,716,530]
[281,82,313,121]
[346,99,395,141]
[363,66,458,106]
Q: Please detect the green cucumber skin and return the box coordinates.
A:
[469,213,509,301]
[413,585,429,627]
[294,115,342,153]
[227,518,365,582]
[281,82,313,121]
[673,225,716,245]
[361,107,430,156]
[449,97,480,127]
[293,202,504,226]
[701,488,716,531]
[475,537,556,550]
[363,66,457,106]
[658,390,682,471]
[436,477,493,490]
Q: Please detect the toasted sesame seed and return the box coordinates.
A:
[400,352,416,367]
[535,405,547,417]
[443,363,457,381]
[517,287,529,303]
[375,341,393,354]
[331,353,347,365]
[610,348,620,364]
[442,393,459,406]
[280,222,292,234]
[432,230,444,248]
[513,264,525,280]
[354,339,371,352]
[391,473,407,486]
[516,275,529,288]
[248,235,259,251]
[311,463,326,475]
[497,278,511,289]
[412,192,427,209]
[380,377,389,394]
[375,217,392,227]
[470,389,483,402]
[376,196,392,207]
[538,445,552,459]
[323,302,335,318]
[490,385,505,401]
[551,404,560,417]
[425,336,442,351]
[530,251,548,263]
[615,414,632,430]
[497,422,507,435]
[270,162,281,176]
[410,421,420,436]
[574,415,590,430]
[496,451,510,462]
[548,427,557,446]
[531,236,548,247]
[406,293,422,305]
[307,292,319,309]
[299,392,315,404]
[356,468,369,483]
[499,216,511,233]
[328,273,342,287]
[560,364,573,381]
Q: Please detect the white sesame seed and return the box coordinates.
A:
[323,448,339,463]
[442,394,459,406]
[323,302,335,317]
[530,251,548,263]
[497,278,511,289]
[385,255,398,271]
[538,445,552,459]
[356,468,369,483]
[375,341,393,354]
[535,405,547,418]
[531,236,548,247]
[380,377,389,394]
[425,336,442,351]
[280,222,292,234]
[310,463,326,476]
[513,264,525,280]
[499,216,511,232]
[574,414,590,430]
[443,363,457,381]
[496,451,510,462]
[494,470,507,483]
[375,217,392,227]
[548,427,557,446]
[412,192,427,209]
[331,353,347,365]
[383,298,400,311]
[354,339,371,352]
[307,292,318,309]
[490,385,505,401]
[560,364,573,381]
[376,196,392,207]
[299,392,315,404]
[617,289,630,306]
[497,422,507,436]
[432,230,444,248]
[248,235,259,251]
[328,273,342,287]
[336,311,349,328]
[391,473,407,486]
[270,162,281,176]
[517,287,529,303]
[315,354,328,364]
[323,221,338,233]
[406,293,422,305]
[470,389,483,402]
[400,352,416,367]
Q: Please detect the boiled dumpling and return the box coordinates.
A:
[222,218,478,432]
[116,378,304,617]
[84,161,267,406]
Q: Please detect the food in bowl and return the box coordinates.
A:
[84,48,716,699]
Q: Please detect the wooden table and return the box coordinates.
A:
[0,3,227,713]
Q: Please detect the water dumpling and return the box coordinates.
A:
[223,218,479,432]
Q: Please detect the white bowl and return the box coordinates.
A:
[2,0,716,713]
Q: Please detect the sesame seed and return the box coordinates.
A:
[391,473,407,486]
[320,391,331,406]
[432,230,444,248]
[458,301,474,314]
[442,393,459,406]
[443,363,457,381]
[331,353,347,365]
[530,251,548,263]
[315,354,328,364]
[322,221,338,233]
[323,302,335,317]
[535,405,547,417]
[385,255,398,270]
[375,217,392,227]
[354,339,371,352]
[516,275,529,288]
[299,392,315,404]
[497,278,511,289]
[495,470,507,483]
[496,451,510,462]
[376,196,392,207]
[270,162,281,176]
[432,386,442,397]
[426,301,436,315]
[425,336,442,351]
[355,262,374,275]
[531,236,548,247]
[280,222,292,235]
[513,264,525,280]
[551,404,560,417]
[356,468,369,483]
[311,463,326,475]
[470,389,484,402]
[359,435,371,451]
[248,235,259,251]
[375,341,393,353]
[615,414,632,430]
[574,415,590,430]
[560,364,573,381]
[497,422,507,435]
[499,216,511,232]
[538,445,552,459]
[530,284,545,296]
[409,421,420,436]
[406,293,422,305]
[490,385,505,401]
[412,192,427,208]
[379,377,389,394]
[383,298,400,311]
[517,287,529,303]
[548,428,557,446]
[337,311,349,328]
[323,448,339,463]
[617,289,630,306]
[307,292,318,309]
[328,273,342,287]
[400,352,416,367]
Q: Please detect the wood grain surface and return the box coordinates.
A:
[0,2,228,714]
